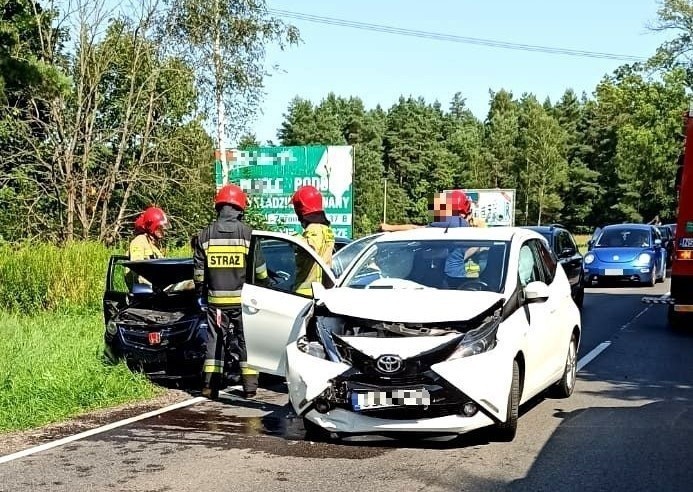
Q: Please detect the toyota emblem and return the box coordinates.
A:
[376,354,403,374]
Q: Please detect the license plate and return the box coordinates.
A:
[604,269,623,276]
[351,388,431,411]
[680,238,693,248]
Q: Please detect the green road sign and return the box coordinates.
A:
[215,146,354,238]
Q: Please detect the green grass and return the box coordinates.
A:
[0,311,160,433]
[0,241,192,312]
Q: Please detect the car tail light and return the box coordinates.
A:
[677,250,693,260]
[148,332,161,345]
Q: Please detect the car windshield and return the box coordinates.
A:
[332,234,383,277]
[595,228,651,248]
[344,239,510,293]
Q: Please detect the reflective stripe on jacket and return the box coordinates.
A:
[193,213,267,306]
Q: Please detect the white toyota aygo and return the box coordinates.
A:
[241,227,581,441]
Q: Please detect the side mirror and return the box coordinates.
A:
[654,239,662,246]
[524,281,550,304]
[560,247,576,258]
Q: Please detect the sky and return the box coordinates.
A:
[248,0,672,144]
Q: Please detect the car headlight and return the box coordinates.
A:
[584,253,595,265]
[447,308,501,360]
[636,253,651,265]
[106,321,118,335]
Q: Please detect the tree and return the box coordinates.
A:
[163,0,299,186]
[484,89,519,189]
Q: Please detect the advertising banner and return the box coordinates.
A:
[215,146,354,238]
[445,189,516,226]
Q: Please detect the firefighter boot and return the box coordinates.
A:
[241,364,259,398]
[202,373,220,400]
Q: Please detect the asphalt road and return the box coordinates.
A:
[2,280,692,492]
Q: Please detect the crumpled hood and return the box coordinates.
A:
[317,288,505,323]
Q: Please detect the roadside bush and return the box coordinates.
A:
[0,241,193,312]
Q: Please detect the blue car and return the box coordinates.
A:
[583,224,667,286]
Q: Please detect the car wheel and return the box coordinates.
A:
[668,305,687,332]
[492,360,520,442]
[647,266,657,287]
[551,335,577,398]
[657,262,666,283]
[574,285,584,309]
[303,418,334,442]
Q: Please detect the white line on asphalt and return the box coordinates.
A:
[0,396,207,465]
[576,341,612,372]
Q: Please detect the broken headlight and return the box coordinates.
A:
[447,308,501,360]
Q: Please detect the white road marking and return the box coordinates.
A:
[0,396,207,465]
[577,341,612,372]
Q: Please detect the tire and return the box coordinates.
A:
[668,305,687,332]
[657,262,666,283]
[303,417,333,442]
[574,285,584,309]
[492,360,520,442]
[552,335,578,398]
[647,266,657,287]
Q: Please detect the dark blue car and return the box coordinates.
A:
[583,224,667,286]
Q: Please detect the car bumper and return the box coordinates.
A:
[286,341,514,436]
[584,265,653,283]
[104,327,206,379]
[304,408,494,435]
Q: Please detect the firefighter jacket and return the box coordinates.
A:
[294,222,335,296]
[128,234,163,260]
[193,207,268,307]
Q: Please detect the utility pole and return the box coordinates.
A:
[383,178,388,223]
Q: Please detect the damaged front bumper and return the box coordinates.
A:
[286,337,513,435]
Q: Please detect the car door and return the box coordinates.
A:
[103,255,130,324]
[557,230,581,288]
[651,227,666,272]
[242,231,337,376]
[518,240,564,395]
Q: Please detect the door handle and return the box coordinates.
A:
[244,298,260,315]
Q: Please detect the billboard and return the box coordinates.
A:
[446,189,516,226]
[215,145,354,238]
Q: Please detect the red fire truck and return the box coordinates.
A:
[644,108,693,329]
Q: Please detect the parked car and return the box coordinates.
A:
[583,224,667,286]
[103,236,358,382]
[657,225,675,264]
[665,223,677,237]
[524,224,584,308]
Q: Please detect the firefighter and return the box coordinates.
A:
[290,185,336,296]
[193,184,268,400]
[129,206,168,260]
[125,207,168,287]
[380,190,473,231]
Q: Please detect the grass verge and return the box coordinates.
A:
[0,311,160,433]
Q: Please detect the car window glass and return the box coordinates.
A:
[250,237,333,295]
[345,239,510,293]
[534,239,557,284]
[518,243,543,287]
[111,258,131,293]
[332,234,382,277]
[596,229,651,248]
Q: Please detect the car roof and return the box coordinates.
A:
[602,223,653,231]
[373,226,540,243]
[523,225,565,234]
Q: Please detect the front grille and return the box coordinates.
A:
[120,319,196,348]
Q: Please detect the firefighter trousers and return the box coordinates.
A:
[202,306,258,394]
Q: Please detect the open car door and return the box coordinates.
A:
[242,231,337,376]
[103,255,130,325]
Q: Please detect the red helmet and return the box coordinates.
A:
[291,185,324,216]
[134,207,168,236]
[448,190,471,215]
[215,184,247,211]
